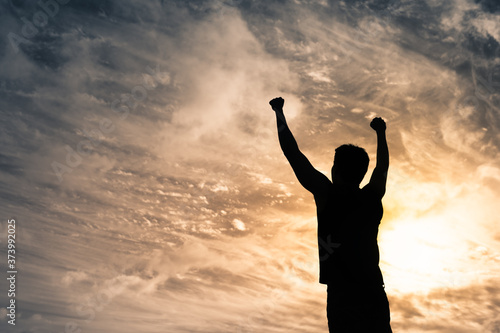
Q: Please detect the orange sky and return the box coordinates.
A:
[1,0,500,332]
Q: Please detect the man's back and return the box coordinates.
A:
[316,183,384,287]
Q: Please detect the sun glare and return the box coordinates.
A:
[380,214,470,294]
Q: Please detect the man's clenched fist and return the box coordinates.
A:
[370,117,386,132]
[269,97,284,112]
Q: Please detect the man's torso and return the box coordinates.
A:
[315,184,384,286]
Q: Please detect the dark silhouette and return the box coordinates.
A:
[270,97,392,332]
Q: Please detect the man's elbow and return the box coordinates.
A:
[282,148,301,161]
[374,165,389,175]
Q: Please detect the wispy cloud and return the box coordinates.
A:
[0,0,499,332]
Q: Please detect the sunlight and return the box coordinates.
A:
[380,214,469,294]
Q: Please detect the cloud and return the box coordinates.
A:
[389,277,500,332]
[232,218,247,231]
[1,0,500,332]
[154,7,299,164]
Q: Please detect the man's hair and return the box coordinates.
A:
[333,144,369,184]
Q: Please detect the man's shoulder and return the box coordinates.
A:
[360,184,384,206]
[313,183,334,210]
[361,183,379,196]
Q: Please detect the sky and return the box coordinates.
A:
[0,0,499,332]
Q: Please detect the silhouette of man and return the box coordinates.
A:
[270,97,392,332]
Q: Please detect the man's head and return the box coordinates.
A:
[331,144,369,186]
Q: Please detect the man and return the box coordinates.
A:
[269,97,392,332]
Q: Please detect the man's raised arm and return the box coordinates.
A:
[367,117,389,198]
[269,97,330,195]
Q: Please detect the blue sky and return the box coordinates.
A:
[0,0,500,332]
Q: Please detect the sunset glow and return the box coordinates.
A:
[0,0,500,332]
